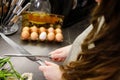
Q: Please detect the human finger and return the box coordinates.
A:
[39,66,47,72]
[50,54,63,61]
[49,49,62,55]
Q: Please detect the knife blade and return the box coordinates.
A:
[4,54,51,58]
[2,0,19,24]
[0,32,46,65]
[4,5,22,25]
[2,0,11,21]
[6,2,31,26]
[4,0,25,25]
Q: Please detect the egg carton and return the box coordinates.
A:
[20,25,63,42]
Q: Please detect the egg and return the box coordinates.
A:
[50,24,53,27]
[56,25,61,28]
[39,32,47,41]
[30,32,39,40]
[55,33,63,42]
[22,26,30,31]
[48,27,54,33]
[21,31,30,40]
[59,18,63,23]
[47,32,55,41]
[39,27,46,33]
[30,25,38,32]
[55,28,62,33]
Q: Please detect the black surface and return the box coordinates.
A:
[49,0,96,27]
[22,0,96,28]
[0,17,90,80]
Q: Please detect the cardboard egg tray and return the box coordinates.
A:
[21,11,64,42]
[21,25,64,42]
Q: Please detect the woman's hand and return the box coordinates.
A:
[49,45,72,62]
[39,61,62,80]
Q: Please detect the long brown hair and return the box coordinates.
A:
[62,0,120,80]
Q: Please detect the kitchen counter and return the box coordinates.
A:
[0,17,90,80]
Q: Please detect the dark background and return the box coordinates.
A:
[22,0,96,27]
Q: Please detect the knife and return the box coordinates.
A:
[2,0,19,24]
[4,0,25,25]
[4,54,51,58]
[0,32,47,65]
[2,0,11,21]
[6,2,31,26]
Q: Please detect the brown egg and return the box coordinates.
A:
[30,25,38,32]
[55,28,62,33]
[21,31,30,40]
[55,33,63,42]
[22,26,30,31]
[48,27,54,33]
[30,32,39,40]
[47,32,55,41]
[50,24,53,27]
[39,27,46,33]
[56,25,61,28]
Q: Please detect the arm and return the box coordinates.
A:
[49,24,93,62]
[49,45,72,62]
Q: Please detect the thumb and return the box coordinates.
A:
[39,66,46,71]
